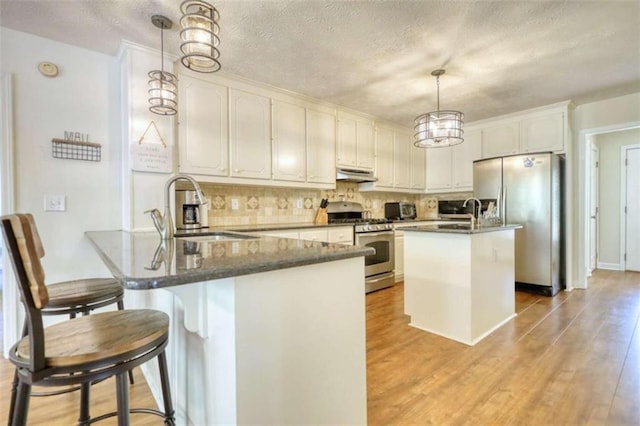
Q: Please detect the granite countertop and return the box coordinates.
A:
[86,230,374,290]
[402,224,523,234]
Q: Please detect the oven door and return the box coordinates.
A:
[355,230,395,277]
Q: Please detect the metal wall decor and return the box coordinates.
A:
[148,15,178,116]
[414,69,464,148]
[52,138,101,162]
[180,0,221,73]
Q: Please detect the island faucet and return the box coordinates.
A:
[463,197,482,230]
[146,174,207,240]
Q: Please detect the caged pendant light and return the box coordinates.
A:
[148,15,178,116]
[180,0,221,73]
[414,69,464,148]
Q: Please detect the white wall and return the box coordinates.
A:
[595,129,640,267]
[572,92,640,287]
[0,27,122,280]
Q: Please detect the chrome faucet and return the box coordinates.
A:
[146,174,207,240]
[463,197,482,230]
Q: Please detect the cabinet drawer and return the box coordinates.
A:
[328,227,354,245]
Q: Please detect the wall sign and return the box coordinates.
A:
[131,121,172,173]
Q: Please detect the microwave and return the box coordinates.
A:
[384,202,417,220]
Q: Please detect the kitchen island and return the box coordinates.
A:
[403,224,522,346]
[86,230,373,425]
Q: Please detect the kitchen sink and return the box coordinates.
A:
[438,224,472,230]
[176,232,258,242]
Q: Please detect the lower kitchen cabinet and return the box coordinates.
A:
[258,226,353,245]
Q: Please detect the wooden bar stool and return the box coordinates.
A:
[2,214,175,426]
[13,214,132,405]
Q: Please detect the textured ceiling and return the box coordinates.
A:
[1,0,639,125]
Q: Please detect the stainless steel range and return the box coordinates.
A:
[327,201,395,293]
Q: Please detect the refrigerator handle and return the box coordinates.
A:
[502,186,507,226]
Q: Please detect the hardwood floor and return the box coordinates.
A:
[0,269,638,424]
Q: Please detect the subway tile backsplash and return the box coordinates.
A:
[198,181,472,227]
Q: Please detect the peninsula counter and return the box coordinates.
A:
[86,230,373,425]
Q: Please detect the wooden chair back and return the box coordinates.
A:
[1,213,48,371]
[26,213,46,259]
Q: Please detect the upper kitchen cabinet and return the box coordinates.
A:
[306,107,337,185]
[410,137,426,191]
[178,74,229,176]
[374,125,395,188]
[272,99,306,182]
[337,111,375,170]
[229,88,272,180]
[425,129,481,193]
[478,101,573,159]
[393,129,411,189]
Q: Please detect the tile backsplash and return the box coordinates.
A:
[198,181,471,227]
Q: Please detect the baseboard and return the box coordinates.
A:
[597,262,623,271]
[515,282,557,297]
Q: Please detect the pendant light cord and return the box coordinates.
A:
[160,24,165,83]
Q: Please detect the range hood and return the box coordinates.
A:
[336,168,377,183]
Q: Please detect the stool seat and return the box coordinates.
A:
[44,278,123,309]
[14,310,168,368]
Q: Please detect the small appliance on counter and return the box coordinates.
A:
[438,199,496,219]
[176,189,201,230]
[384,202,417,220]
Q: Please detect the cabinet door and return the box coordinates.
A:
[481,121,519,158]
[394,233,404,282]
[229,89,271,179]
[357,119,375,170]
[393,130,411,189]
[337,113,358,167]
[307,108,336,184]
[410,141,426,190]
[451,129,481,190]
[520,112,564,153]
[425,147,452,191]
[272,99,306,181]
[375,126,395,188]
[178,75,228,176]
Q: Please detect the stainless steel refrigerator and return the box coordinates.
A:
[473,152,563,296]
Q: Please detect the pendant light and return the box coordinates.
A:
[414,69,464,148]
[180,0,221,73]
[148,15,178,116]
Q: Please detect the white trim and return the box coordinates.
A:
[596,262,623,271]
[578,121,640,289]
[621,144,640,271]
[1,73,20,357]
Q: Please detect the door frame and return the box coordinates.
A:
[1,73,19,357]
[587,140,599,274]
[578,121,640,288]
[621,144,640,271]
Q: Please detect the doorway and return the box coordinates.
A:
[588,141,599,274]
[624,146,640,271]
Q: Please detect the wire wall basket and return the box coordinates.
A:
[52,138,102,162]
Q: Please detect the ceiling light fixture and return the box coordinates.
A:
[414,69,464,148]
[148,15,178,116]
[180,0,221,73]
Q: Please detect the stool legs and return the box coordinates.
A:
[117,300,135,386]
[78,382,91,425]
[10,380,31,426]
[158,351,175,426]
[115,372,130,426]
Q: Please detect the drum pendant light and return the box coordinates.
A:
[180,0,221,73]
[414,69,464,148]
[148,15,178,116]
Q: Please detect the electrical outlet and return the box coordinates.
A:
[44,195,66,212]
[231,198,239,210]
[373,200,379,209]
[296,198,303,209]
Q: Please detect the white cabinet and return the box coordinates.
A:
[178,74,228,176]
[229,88,272,179]
[394,231,404,282]
[328,226,354,245]
[410,143,426,191]
[375,126,395,188]
[337,112,375,170]
[478,102,571,159]
[425,129,481,193]
[306,108,336,184]
[481,121,520,158]
[520,111,564,153]
[393,130,411,189]
[272,99,306,182]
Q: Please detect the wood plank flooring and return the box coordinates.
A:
[0,269,638,425]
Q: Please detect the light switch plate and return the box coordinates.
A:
[231,198,239,210]
[44,195,66,212]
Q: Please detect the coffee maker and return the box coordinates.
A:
[175,189,201,230]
